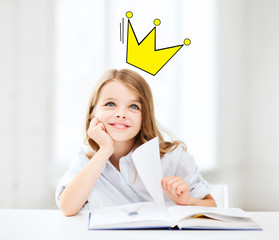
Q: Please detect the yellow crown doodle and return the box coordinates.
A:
[122,11,191,76]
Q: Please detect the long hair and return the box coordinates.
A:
[84,69,186,158]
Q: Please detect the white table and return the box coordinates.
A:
[0,209,278,240]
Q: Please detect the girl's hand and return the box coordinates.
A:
[87,117,114,153]
[161,176,193,205]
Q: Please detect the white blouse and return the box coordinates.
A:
[55,143,211,212]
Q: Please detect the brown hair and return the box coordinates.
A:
[84,69,186,158]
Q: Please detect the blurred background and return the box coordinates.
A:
[0,0,278,211]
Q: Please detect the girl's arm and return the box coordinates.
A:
[161,176,217,207]
[188,194,216,207]
[59,118,114,216]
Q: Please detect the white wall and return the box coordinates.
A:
[204,0,279,211]
[0,0,55,208]
[203,0,247,208]
[241,0,279,211]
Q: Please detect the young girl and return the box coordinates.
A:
[56,69,216,216]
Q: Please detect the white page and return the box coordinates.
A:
[131,137,166,209]
[89,202,170,228]
[167,205,252,223]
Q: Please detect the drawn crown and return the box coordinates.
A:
[124,11,190,76]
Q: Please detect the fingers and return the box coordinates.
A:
[176,183,188,195]
[161,176,188,196]
[89,117,105,130]
[87,117,114,151]
[161,176,176,192]
[88,117,106,139]
[89,117,99,128]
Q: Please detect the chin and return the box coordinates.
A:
[111,136,133,142]
[109,133,137,143]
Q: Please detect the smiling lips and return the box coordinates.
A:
[109,123,130,129]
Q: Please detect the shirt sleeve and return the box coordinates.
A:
[175,150,211,199]
[55,149,90,209]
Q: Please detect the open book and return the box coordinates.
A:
[88,201,261,230]
[88,138,261,230]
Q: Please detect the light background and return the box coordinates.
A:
[0,0,278,211]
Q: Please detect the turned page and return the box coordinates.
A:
[131,137,166,209]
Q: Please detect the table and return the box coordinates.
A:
[0,209,278,240]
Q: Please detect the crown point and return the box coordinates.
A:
[184,38,191,46]
[154,19,161,26]
[126,11,133,18]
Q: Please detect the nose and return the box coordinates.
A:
[116,114,126,119]
[115,108,126,119]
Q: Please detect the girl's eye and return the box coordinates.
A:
[105,102,115,107]
[130,104,139,110]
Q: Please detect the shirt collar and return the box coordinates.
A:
[103,150,133,172]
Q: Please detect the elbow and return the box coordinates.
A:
[60,204,79,217]
[64,212,77,217]
[59,198,79,217]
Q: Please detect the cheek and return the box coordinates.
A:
[135,114,142,129]
[94,110,109,122]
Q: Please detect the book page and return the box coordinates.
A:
[167,205,252,223]
[177,217,260,230]
[89,202,170,228]
[131,137,166,209]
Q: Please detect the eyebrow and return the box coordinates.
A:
[103,97,142,104]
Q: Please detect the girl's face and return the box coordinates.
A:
[93,80,142,143]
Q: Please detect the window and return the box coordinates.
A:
[54,0,217,173]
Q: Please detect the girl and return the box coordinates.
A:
[56,69,216,216]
